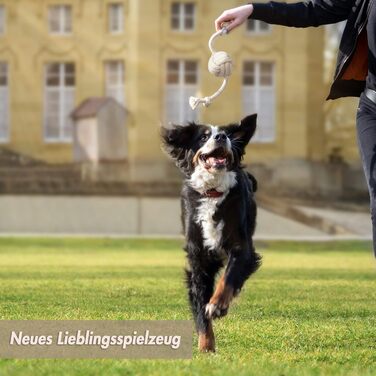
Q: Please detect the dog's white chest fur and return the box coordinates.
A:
[189,165,236,195]
[195,197,225,252]
[190,167,237,252]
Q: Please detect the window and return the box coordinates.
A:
[242,61,275,142]
[165,60,198,123]
[0,6,5,35]
[108,3,124,33]
[0,62,9,142]
[105,61,125,105]
[171,3,195,31]
[44,63,75,142]
[48,5,72,35]
[246,19,271,34]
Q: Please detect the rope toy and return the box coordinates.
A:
[189,27,233,110]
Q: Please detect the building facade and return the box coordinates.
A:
[0,0,326,182]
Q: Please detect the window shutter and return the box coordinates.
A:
[49,6,60,33]
[44,63,75,142]
[109,4,124,33]
[49,5,72,34]
[170,3,195,31]
[242,86,259,139]
[64,6,72,33]
[0,6,5,34]
[62,88,75,140]
[246,19,271,33]
[242,61,276,143]
[45,89,60,140]
[0,87,8,141]
[0,62,8,141]
[165,60,198,124]
[105,61,125,105]
[259,87,275,142]
[165,86,181,124]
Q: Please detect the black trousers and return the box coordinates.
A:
[356,92,376,256]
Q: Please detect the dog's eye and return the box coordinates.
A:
[201,134,209,142]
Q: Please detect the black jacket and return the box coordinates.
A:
[250,0,373,99]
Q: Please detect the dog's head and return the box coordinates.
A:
[161,114,257,176]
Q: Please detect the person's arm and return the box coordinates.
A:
[251,0,354,27]
[215,1,354,32]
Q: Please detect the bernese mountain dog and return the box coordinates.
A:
[161,114,261,353]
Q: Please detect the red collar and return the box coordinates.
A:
[203,189,224,198]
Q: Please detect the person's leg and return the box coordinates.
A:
[356,93,376,256]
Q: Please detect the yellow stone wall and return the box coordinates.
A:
[0,0,326,179]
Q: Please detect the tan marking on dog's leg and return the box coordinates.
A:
[198,320,215,352]
[210,274,226,303]
[206,274,234,319]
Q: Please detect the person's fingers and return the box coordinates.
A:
[215,5,254,31]
[226,19,241,32]
[214,13,245,32]
[215,12,233,31]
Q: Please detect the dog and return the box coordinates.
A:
[161,114,261,353]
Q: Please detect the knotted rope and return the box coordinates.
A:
[189,28,233,110]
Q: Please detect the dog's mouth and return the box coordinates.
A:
[199,147,231,170]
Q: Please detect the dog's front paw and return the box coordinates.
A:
[205,303,220,319]
[205,286,233,320]
[205,303,228,319]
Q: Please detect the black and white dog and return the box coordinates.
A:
[161,114,261,352]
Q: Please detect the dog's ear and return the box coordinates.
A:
[230,114,257,146]
[225,114,257,163]
[161,123,196,150]
[161,123,197,175]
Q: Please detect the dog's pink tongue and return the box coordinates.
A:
[208,157,226,167]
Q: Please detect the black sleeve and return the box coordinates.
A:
[250,0,354,27]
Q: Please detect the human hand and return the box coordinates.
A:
[215,4,254,32]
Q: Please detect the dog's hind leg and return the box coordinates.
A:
[185,257,222,352]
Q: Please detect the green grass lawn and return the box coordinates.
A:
[0,238,375,375]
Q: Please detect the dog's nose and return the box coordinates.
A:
[214,133,227,143]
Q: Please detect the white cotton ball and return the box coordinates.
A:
[208,51,233,78]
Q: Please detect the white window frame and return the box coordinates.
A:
[165,59,198,124]
[48,5,72,35]
[171,2,195,32]
[108,3,124,34]
[105,61,125,105]
[0,62,9,142]
[44,63,75,143]
[0,5,6,35]
[246,19,271,35]
[242,61,276,143]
